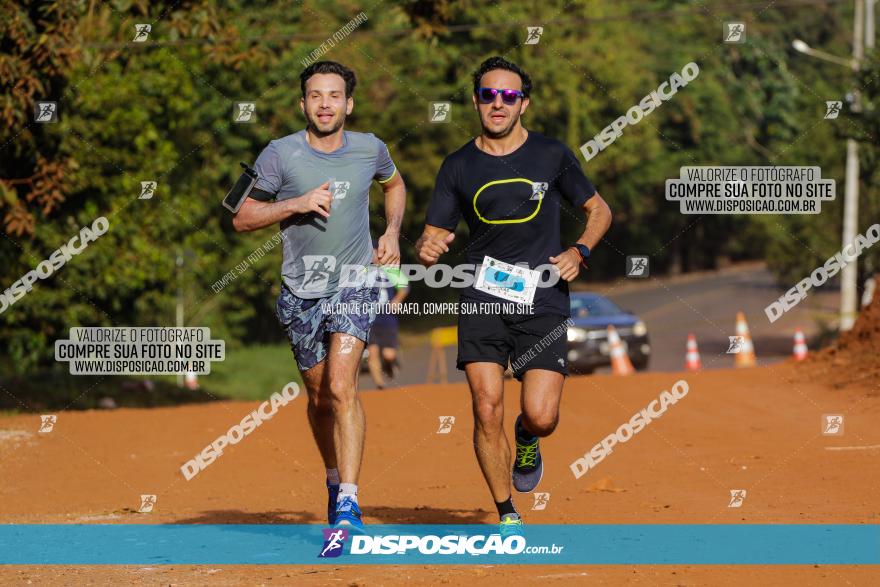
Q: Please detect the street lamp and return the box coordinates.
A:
[791,39,859,70]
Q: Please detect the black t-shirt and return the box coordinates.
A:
[426,131,597,315]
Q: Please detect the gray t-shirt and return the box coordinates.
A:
[252,130,397,298]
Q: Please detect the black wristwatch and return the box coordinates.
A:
[571,243,591,267]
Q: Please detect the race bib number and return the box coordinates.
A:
[474,256,539,305]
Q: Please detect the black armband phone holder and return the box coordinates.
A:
[222,162,259,213]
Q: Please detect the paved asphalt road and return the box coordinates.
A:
[362,263,842,389]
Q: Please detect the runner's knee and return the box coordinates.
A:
[522,411,558,437]
[472,395,503,428]
[327,378,357,406]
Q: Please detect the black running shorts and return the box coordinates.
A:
[456,311,570,380]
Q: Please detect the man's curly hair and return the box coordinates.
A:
[472,56,532,97]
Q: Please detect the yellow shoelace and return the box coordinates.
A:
[516,441,538,467]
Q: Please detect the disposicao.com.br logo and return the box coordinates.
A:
[316,530,565,558]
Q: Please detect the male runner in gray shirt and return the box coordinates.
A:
[233,61,406,529]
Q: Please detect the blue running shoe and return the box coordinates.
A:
[334,495,364,530]
[327,481,340,525]
[512,415,543,492]
[499,513,524,537]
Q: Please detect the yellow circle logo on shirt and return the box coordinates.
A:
[472,178,543,224]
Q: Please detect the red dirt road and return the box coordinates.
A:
[2,364,879,585]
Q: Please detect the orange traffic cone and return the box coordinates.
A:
[793,328,808,361]
[685,334,702,370]
[734,311,756,368]
[607,325,634,375]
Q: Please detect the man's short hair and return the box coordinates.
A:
[300,61,357,98]
[472,56,532,98]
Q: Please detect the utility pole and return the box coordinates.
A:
[176,252,184,387]
[792,2,875,328]
[867,0,876,50]
[840,0,867,331]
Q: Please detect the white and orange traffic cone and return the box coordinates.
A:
[793,328,808,361]
[607,325,634,375]
[184,369,199,390]
[734,311,756,368]
[685,334,702,371]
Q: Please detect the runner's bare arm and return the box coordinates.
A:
[232,181,332,232]
[578,191,612,250]
[376,172,406,265]
[550,191,612,281]
[416,225,455,267]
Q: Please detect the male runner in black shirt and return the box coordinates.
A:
[416,56,612,534]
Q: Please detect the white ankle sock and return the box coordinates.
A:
[338,483,358,502]
[326,468,340,485]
